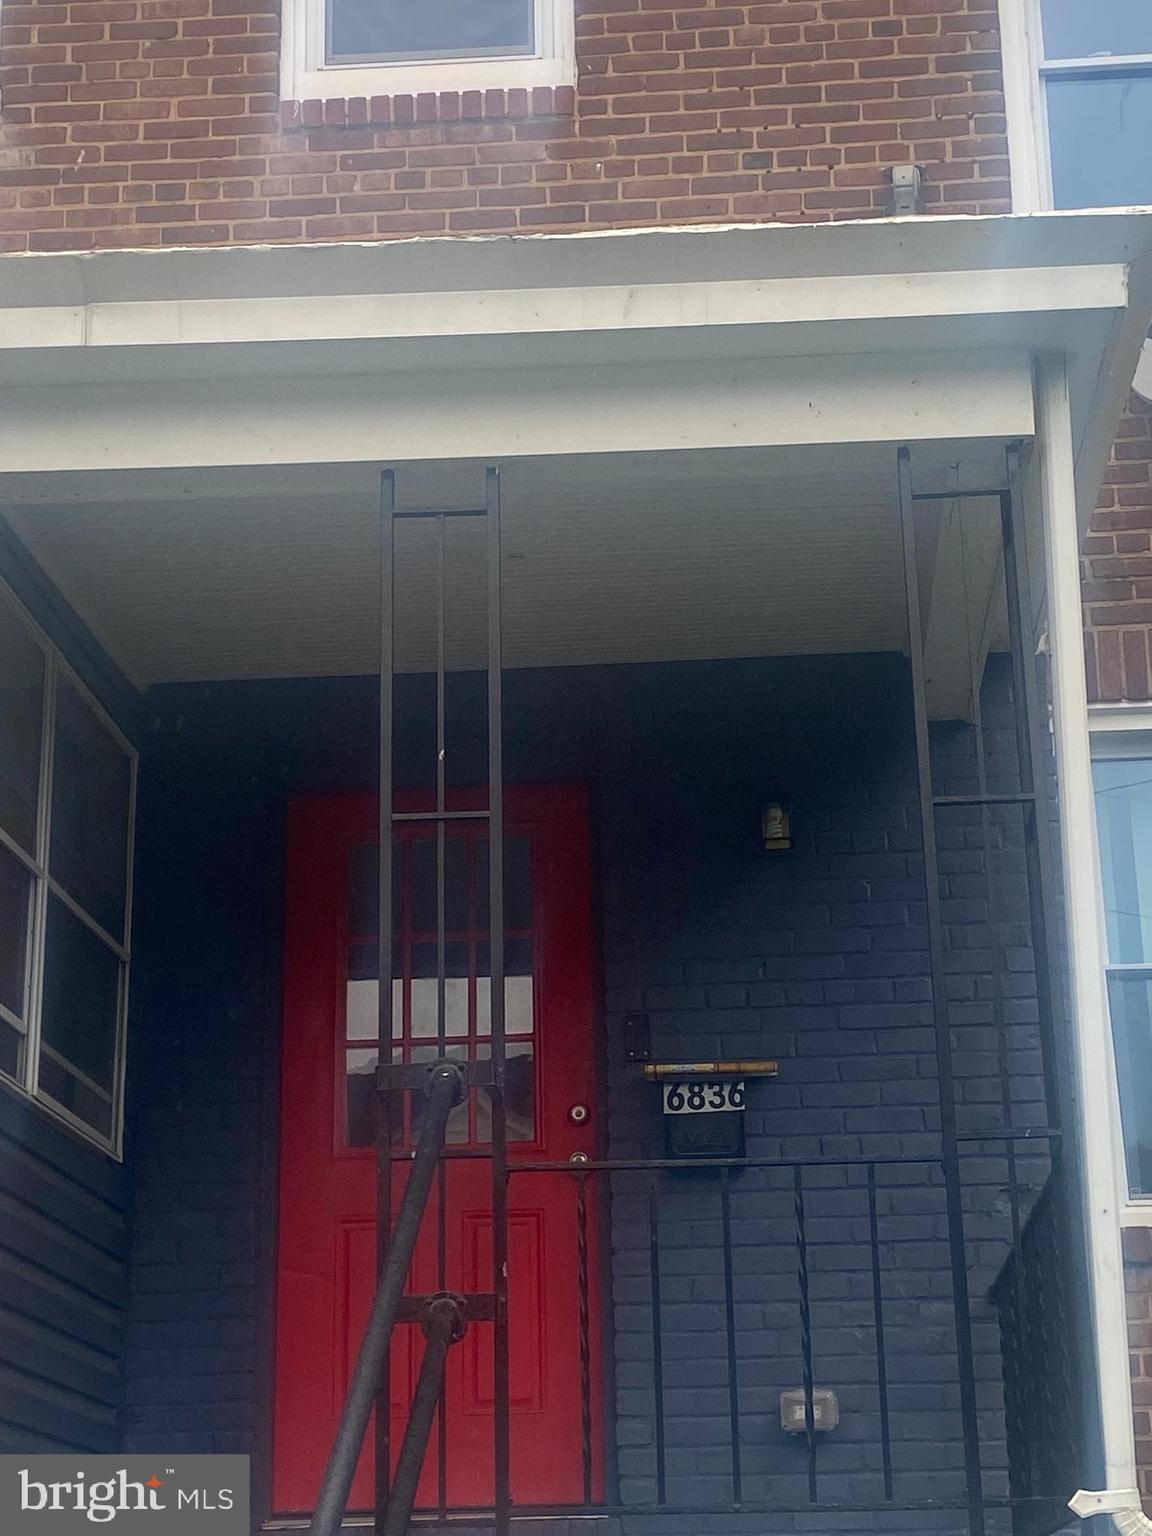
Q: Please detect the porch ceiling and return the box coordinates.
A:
[3,441,1009,717]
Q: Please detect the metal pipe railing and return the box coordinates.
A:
[309,1060,464,1536]
[381,1295,464,1536]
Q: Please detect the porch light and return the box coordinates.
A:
[761,799,792,851]
[780,1388,839,1434]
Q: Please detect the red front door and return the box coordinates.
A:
[273,785,602,1515]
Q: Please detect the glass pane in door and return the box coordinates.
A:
[344,833,537,1147]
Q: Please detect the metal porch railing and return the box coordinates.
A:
[306,450,1086,1536]
[310,468,512,1536]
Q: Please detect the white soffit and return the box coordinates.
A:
[3,441,1011,697]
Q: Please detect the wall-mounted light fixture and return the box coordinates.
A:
[780,1387,839,1434]
[761,799,792,852]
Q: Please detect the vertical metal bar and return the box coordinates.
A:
[955,488,1045,1508]
[436,1192,447,1520]
[434,511,449,1522]
[486,466,511,1536]
[954,495,1017,1149]
[1000,451,1064,1133]
[647,1174,667,1506]
[375,468,396,1536]
[719,1168,743,1505]
[958,495,1030,1416]
[990,841,1029,1476]
[577,1171,593,1505]
[897,446,986,1536]
[436,510,447,1067]
[866,1165,894,1502]
[794,1165,818,1504]
[1003,1148,1031,1502]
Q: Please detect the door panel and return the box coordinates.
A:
[274,786,602,1515]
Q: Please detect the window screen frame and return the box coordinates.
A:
[1090,713,1152,1218]
[0,577,137,1158]
[1002,0,1152,212]
[280,0,574,112]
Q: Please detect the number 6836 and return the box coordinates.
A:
[662,1080,745,1114]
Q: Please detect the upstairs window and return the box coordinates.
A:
[329,0,535,66]
[0,581,135,1155]
[1037,0,1152,208]
[282,0,574,108]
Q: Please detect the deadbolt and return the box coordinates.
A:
[568,1104,590,1124]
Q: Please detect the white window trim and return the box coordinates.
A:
[1001,0,1152,214]
[280,0,575,105]
[0,576,137,1161]
[1090,704,1152,1223]
[1000,0,1049,214]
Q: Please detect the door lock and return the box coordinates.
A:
[568,1104,589,1124]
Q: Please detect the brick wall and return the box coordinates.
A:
[126,655,1049,1530]
[1084,391,1152,704]
[0,0,1009,252]
[1125,1230,1152,1508]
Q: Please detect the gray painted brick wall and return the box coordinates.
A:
[124,654,1049,1535]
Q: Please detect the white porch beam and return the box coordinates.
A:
[0,351,1034,475]
[0,263,1127,355]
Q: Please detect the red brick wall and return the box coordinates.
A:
[1124,1228,1152,1505]
[1084,391,1152,704]
[0,0,1009,251]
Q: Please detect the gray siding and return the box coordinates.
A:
[0,1083,128,1452]
[0,533,138,1459]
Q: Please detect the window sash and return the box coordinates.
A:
[0,577,136,1157]
[281,0,574,112]
[1093,738,1152,1207]
[325,0,537,68]
[1104,963,1152,1198]
[1004,0,1152,211]
[1040,54,1152,77]
[323,0,546,69]
[1039,51,1152,211]
[0,826,36,1019]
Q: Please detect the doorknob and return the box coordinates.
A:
[568,1104,589,1124]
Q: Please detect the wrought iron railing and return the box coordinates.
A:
[992,1158,1085,1536]
[496,1142,1072,1527]
[306,448,1087,1536]
[311,467,514,1536]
